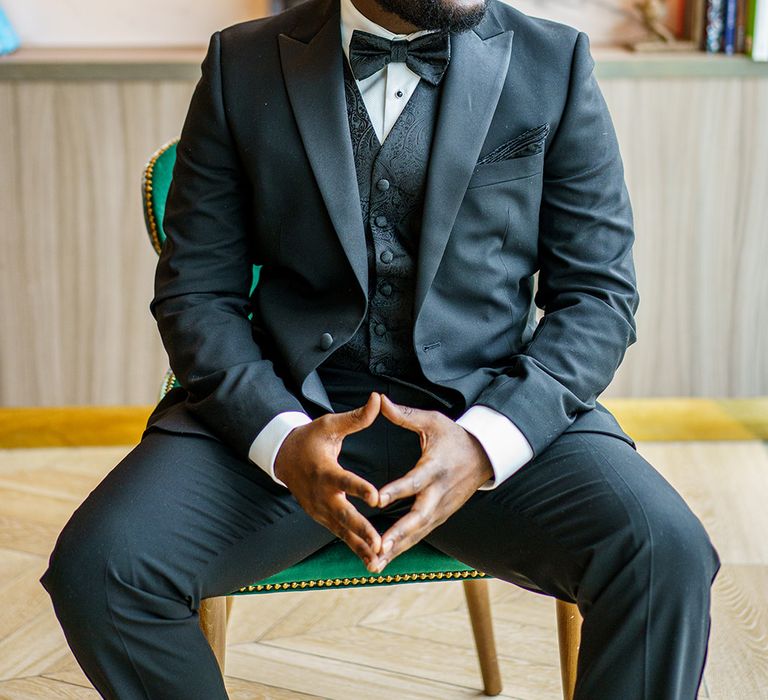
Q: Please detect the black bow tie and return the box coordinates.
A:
[348,29,451,86]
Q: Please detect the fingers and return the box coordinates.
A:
[378,460,432,507]
[379,393,433,433]
[330,495,382,555]
[340,529,381,570]
[333,468,380,508]
[330,392,381,437]
[319,495,382,569]
[373,495,440,573]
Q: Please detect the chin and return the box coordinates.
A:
[377,0,489,33]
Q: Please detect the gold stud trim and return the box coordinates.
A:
[142,139,179,256]
[159,368,178,400]
[235,568,488,593]
[145,140,180,401]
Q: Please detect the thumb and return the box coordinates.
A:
[379,393,429,432]
[331,391,381,436]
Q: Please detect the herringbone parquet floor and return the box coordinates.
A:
[0,402,767,699]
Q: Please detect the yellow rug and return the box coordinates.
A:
[0,398,766,448]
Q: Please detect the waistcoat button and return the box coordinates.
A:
[374,323,387,337]
[374,361,387,373]
[376,178,390,192]
[379,282,393,296]
[319,332,334,350]
[380,250,394,263]
[375,215,389,227]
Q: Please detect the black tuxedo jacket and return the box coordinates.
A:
[146,0,640,462]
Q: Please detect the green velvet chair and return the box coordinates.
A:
[143,141,583,699]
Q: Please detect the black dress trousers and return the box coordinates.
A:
[40,368,721,699]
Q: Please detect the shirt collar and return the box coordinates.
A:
[339,0,436,61]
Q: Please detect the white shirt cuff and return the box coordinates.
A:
[248,411,313,488]
[456,405,534,491]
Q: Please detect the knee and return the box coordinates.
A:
[40,513,116,619]
[637,504,720,588]
[40,488,149,613]
[42,513,196,623]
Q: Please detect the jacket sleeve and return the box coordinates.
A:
[469,30,640,458]
[150,31,309,459]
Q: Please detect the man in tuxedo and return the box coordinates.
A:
[40,0,721,697]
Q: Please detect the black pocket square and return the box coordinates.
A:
[477,122,550,166]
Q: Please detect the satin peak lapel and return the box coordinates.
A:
[278,0,368,297]
[414,11,514,321]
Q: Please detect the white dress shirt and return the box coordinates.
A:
[248,0,534,490]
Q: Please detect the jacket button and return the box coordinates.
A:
[319,332,333,350]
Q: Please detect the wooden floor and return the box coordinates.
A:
[0,401,767,699]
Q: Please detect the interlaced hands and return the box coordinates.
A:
[274,392,494,574]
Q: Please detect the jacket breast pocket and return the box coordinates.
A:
[466,150,544,190]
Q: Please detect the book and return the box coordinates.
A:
[724,0,739,51]
[705,0,726,51]
[736,0,748,52]
[688,0,708,49]
[746,0,768,59]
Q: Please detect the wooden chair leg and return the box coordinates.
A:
[199,596,229,674]
[463,579,503,696]
[555,599,582,700]
[225,596,234,625]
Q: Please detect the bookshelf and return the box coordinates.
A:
[0,45,767,80]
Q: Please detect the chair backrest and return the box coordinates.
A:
[142,140,261,292]
[142,140,178,255]
[143,140,260,398]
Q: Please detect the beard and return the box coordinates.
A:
[374,0,489,33]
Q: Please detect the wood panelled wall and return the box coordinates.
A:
[0,81,194,405]
[1,73,766,406]
[605,76,768,397]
